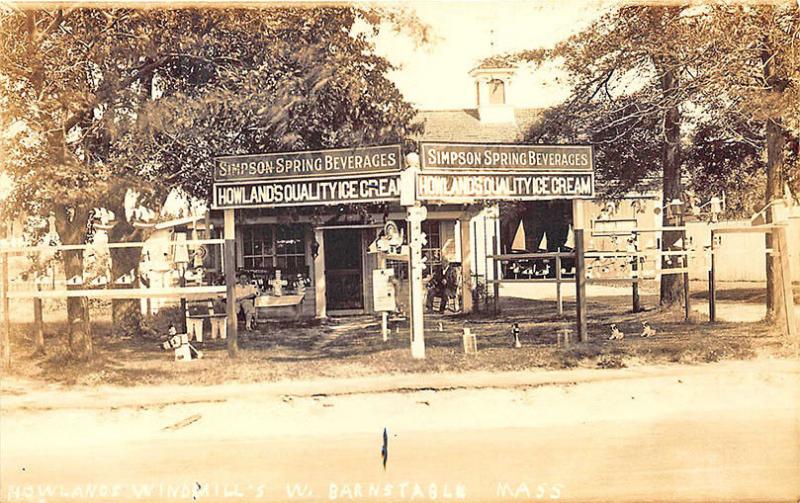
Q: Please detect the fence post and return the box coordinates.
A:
[1,252,10,367]
[774,225,798,343]
[632,231,641,313]
[573,200,588,342]
[683,227,690,322]
[709,229,716,323]
[556,253,563,316]
[493,217,501,314]
[34,284,44,354]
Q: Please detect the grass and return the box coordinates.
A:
[2,293,793,388]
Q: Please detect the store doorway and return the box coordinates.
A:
[324,228,364,311]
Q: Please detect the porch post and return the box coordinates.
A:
[314,228,326,319]
[459,217,473,313]
[573,200,588,342]
[224,209,238,357]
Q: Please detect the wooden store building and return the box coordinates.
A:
[208,64,645,322]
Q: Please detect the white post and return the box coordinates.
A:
[407,203,427,359]
[403,152,426,359]
[223,209,238,356]
[313,228,326,319]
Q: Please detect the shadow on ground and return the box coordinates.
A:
[4,293,793,388]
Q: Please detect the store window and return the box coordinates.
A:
[422,220,442,265]
[385,220,442,280]
[242,225,306,275]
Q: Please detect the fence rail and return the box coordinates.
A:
[0,238,224,255]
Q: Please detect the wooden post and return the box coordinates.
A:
[1,253,10,367]
[472,219,480,313]
[377,242,388,341]
[224,209,238,357]
[573,200,588,342]
[683,227,691,322]
[493,217,501,314]
[381,312,389,342]
[407,204,426,359]
[459,217,473,314]
[774,225,798,342]
[313,228,326,319]
[631,231,641,313]
[179,267,187,334]
[34,284,44,354]
[709,230,716,323]
[483,217,490,312]
[556,253,563,316]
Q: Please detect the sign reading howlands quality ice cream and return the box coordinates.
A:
[421,142,592,171]
[214,144,402,182]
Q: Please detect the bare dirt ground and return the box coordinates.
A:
[2,359,798,502]
[1,281,796,388]
[1,282,798,502]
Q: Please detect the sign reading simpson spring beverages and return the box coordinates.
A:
[213,173,401,208]
[417,172,594,201]
[421,143,592,171]
[214,144,402,182]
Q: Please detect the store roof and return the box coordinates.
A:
[416,108,541,143]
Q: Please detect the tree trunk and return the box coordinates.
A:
[55,206,93,360]
[659,67,685,307]
[761,25,787,322]
[63,249,92,360]
[764,117,786,323]
[109,232,142,338]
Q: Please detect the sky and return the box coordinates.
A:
[373,0,612,111]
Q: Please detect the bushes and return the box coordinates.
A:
[139,307,183,339]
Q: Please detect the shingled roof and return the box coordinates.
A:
[416,108,542,143]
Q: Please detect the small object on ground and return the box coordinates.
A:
[462,327,478,354]
[511,322,521,348]
[557,328,572,347]
[609,324,624,340]
[438,321,443,332]
[640,321,656,337]
[160,329,203,361]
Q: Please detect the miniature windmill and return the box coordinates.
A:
[511,322,521,348]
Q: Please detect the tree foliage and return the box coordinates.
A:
[0,6,424,357]
[507,3,799,307]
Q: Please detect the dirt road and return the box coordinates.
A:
[2,359,798,502]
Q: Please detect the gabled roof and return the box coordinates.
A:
[416,108,541,143]
[471,55,519,71]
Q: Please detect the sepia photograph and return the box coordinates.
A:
[0,0,798,501]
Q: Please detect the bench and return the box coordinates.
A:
[254,292,305,322]
[186,300,227,342]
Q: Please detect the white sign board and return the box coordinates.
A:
[372,268,396,312]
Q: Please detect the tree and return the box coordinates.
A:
[0,7,425,359]
[511,5,798,311]
[508,6,710,306]
[689,4,799,322]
